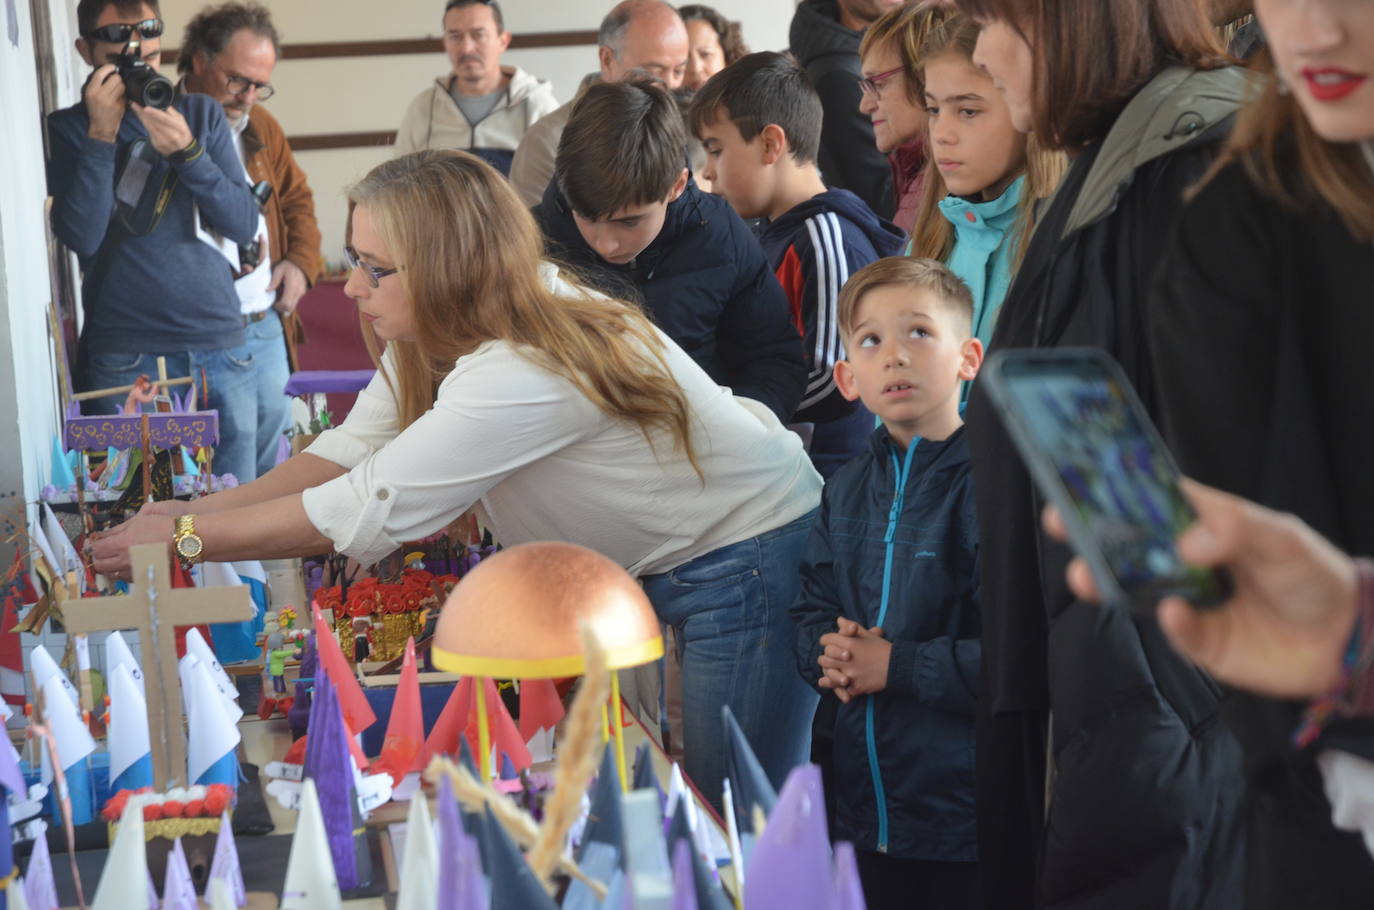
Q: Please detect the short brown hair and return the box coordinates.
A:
[838,258,974,339]
[556,78,686,220]
[952,0,1229,150]
[858,3,951,104]
[78,0,160,39]
[178,2,279,75]
[687,52,822,164]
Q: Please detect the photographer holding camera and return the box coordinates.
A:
[48,0,261,485]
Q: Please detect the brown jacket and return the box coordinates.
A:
[243,104,322,285]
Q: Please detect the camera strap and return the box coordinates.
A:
[113,137,179,237]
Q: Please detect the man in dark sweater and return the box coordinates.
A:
[789,0,903,220]
[48,0,260,483]
[534,78,806,422]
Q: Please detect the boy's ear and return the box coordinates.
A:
[834,359,862,403]
[759,123,789,165]
[666,168,690,203]
[76,37,95,67]
[959,337,985,382]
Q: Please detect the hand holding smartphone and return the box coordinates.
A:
[980,347,1232,614]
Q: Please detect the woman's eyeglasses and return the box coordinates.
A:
[84,18,164,43]
[224,73,275,101]
[858,65,905,99]
[344,245,401,288]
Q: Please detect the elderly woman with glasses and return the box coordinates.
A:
[856,4,950,235]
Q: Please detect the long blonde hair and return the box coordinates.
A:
[1202,46,1374,242]
[347,150,700,469]
[908,15,1066,264]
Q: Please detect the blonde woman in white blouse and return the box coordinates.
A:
[93,150,823,808]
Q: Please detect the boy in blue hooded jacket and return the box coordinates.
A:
[689,52,906,478]
[790,257,983,910]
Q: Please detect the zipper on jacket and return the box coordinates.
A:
[866,438,919,853]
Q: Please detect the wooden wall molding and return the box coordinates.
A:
[162,29,598,65]
[289,131,397,151]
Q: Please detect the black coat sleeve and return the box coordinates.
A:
[790,492,841,691]
[812,68,894,220]
[715,234,808,421]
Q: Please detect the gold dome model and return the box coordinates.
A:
[432,541,664,679]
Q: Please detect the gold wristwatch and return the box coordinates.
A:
[173,514,205,570]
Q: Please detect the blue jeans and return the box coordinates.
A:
[80,344,258,485]
[642,509,820,810]
[245,311,292,479]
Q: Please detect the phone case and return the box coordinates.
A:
[980,347,1227,613]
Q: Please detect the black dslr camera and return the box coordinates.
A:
[115,37,174,109]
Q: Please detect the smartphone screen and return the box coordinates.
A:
[985,349,1230,610]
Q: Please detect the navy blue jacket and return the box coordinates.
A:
[47,92,258,354]
[533,179,807,422]
[757,189,905,477]
[791,425,980,861]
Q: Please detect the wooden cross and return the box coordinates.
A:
[61,543,253,790]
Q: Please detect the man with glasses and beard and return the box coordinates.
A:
[180,2,322,480]
[394,0,558,175]
[48,0,261,485]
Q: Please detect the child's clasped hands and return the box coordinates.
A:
[817,616,893,703]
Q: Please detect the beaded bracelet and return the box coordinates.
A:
[1293,558,1374,750]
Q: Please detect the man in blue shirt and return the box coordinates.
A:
[48,0,261,484]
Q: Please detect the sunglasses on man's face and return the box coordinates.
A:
[84,18,163,44]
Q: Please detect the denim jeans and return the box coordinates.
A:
[642,509,820,811]
[245,311,292,479]
[80,344,258,485]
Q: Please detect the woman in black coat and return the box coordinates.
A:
[1147,0,1374,904]
[953,0,1251,906]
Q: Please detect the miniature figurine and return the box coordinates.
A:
[351,616,373,664]
[264,616,300,694]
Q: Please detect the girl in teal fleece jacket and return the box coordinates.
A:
[905,16,1065,366]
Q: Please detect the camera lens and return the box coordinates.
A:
[117,59,175,110]
[139,74,174,110]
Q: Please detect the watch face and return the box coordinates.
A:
[178,535,203,558]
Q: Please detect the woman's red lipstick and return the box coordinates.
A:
[1301,67,1367,103]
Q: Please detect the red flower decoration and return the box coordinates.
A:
[143,803,163,822]
[204,785,230,815]
[162,800,185,818]
[184,799,205,817]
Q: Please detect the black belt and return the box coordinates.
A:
[243,309,274,325]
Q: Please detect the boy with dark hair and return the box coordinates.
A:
[790,257,983,910]
[532,78,806,423]
[689,51,905,477]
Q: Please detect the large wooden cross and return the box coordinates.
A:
[61,543,254,790]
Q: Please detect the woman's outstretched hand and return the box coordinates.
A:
[90,513,175,580]
[1043,479,1359,699]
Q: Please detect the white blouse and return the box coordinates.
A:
[301,270,822,573]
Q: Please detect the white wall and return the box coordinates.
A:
[146,0,798,266]
[0,0,75,511]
